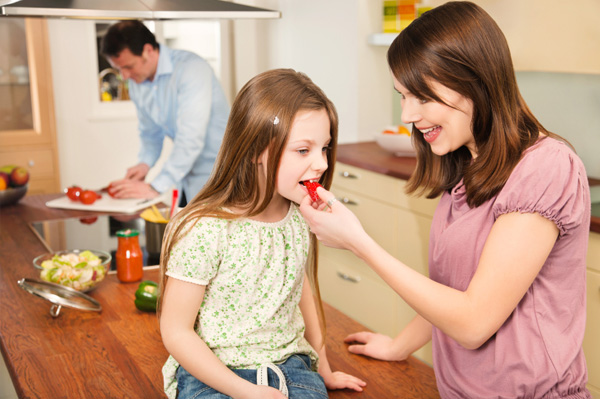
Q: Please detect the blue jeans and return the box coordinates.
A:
[176,354,328,399]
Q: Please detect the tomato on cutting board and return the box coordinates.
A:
[79,190,98,205]
[65,186,82,201]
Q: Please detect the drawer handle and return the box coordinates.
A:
[336,271,361,283]
[339,197,358,206]
[339,171,358,179]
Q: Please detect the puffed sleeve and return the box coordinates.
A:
[492,139,590,238]
[165,217,226,284]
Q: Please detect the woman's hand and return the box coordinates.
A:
[322,370,367,392]
[344,332,407,361]
[298,187,369,252]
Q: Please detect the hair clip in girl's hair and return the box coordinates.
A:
[273,116,280,125]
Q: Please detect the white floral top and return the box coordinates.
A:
[162,203,318,399]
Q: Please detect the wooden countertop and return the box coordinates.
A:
[0,194,439,399]
[336,142,600,233]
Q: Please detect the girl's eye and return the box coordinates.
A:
[298,149,309,155]
[418,98,428,104]
[322,146,331,153]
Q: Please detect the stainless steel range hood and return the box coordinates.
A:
[0,0,280,20]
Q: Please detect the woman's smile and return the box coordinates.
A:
[418,125,442,143]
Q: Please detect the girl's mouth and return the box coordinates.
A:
[301,180,322,201]
[419,125,441,143]
[300,179,319,187]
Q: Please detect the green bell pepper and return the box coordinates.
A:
[134,280,158,312]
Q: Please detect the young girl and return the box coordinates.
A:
[158,69,366,399]
[300,2,591,398]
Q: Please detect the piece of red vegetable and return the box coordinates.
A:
[303,181,322,202]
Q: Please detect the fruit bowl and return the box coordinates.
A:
[375,124,416,157]
[0,185,28,207]
[33,249,112,292]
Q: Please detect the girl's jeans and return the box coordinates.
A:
[176,354,328,399]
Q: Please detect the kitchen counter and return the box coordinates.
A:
[337,142,600,233]
[0,194,439,398]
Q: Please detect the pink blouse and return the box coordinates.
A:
[429,137,591,398]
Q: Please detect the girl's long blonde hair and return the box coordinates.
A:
[157,69,338,338]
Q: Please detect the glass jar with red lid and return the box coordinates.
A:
[115,229,143,283]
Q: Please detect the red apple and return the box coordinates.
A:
[10,167,29,187]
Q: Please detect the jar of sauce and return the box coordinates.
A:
[115,229,143,283]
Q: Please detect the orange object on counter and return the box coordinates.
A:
[383,125,411,136]
[115,229,143,283]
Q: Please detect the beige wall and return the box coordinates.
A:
[426,0,600,74]
[46,1,600,186]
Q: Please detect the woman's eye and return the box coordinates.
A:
[298,149,309,155]
[322,146,331,153]
[418,98,428,104]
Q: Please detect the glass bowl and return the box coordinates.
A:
[33,249,112,292]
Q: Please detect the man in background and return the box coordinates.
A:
[101,20,229,206]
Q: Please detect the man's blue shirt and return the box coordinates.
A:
[128,44,229,199]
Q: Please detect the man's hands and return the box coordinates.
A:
[125,163,150,181]
[108,163,158,199]
[108,179,159,199]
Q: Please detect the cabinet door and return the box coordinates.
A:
[585,269,600,397]
[318,252,408,337]
[0,19,56,147]
[333,162,439,217]
[1,148,56,194]
[0,18,59,194]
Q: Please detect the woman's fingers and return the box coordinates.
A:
[344,331,372,344]
[315,186,336,205]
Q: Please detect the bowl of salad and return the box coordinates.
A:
[33,249,111,292]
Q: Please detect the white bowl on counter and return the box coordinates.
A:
[374,124,416,157]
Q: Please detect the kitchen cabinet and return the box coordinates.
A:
[318,162,438,365]
[585,232,600,398]
[368,0,600,74]
[0,18,60,195]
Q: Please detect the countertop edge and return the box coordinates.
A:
[336,142,600,234]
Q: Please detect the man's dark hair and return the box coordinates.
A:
[101,20,159,57]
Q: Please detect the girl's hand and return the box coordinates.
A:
[239,385,287,399]
[344,331,406,361]
[323,371,367,392]
[299,187,369,252]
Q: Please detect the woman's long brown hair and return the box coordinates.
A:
[388,1,565,207]
[157,69,338,342]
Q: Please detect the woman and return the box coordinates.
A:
[299,2,591,398]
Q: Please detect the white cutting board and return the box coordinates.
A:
[46,195,164,214]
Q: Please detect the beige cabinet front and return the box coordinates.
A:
[318,162,437,364]
[585,232,600,398]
